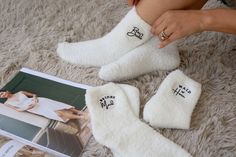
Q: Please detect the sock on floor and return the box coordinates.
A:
[143,70,202,129]
[86,83,192,157]
[110,84,140,157]
[99,37,180,81]
[57,7,152,66]
[116,84,140,117]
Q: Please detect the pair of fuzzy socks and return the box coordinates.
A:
[86,82,192,157]
[86,70,202,157]
[57,7,180,81]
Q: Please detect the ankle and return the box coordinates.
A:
[135,6,155,25]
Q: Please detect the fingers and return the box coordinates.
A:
[78,111,89,117]
[69,108,89,119]
[28,104,35,110]
[152,10,202,48]
[153,23,174,43]
[152,16,173,39]
[162,26,173,37]
[151,21,166,37]
[152,16,165,34]
[67,114,83,120]
[70,113,89,120]
[70,108,80,114]
[151,11,179,48]
[159,32,180,48]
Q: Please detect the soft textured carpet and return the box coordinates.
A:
[0,0,235,157]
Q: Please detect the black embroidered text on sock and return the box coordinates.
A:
[127,27,143,40]
[99,96,115,109]
[172,85,191,98]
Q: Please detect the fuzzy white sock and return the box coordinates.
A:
[99,37,180,81]
[143,70,202,129]
[110,84,140,157]
[86,83,192,157]
[116,84,140,117]
[57,7,152,66]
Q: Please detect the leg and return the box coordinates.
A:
[136,0,209,25]
[57,7,152,66]
[57,0,208,67]
[98,0,209,81]
[99,37,180,81]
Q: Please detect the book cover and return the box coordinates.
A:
[0,68,92,157]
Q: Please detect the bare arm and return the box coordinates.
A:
[152,8,236,48]
[21,91,36,97]
[203,8,236,34]
[21,91,38,103]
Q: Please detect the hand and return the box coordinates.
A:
[32,95,38,103]
[151,10,206,48]
[31,97,38,105]
[27,104,36,110]
[127,0,140,6]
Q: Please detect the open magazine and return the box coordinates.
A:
[0,68,92,157]
[0,134,55,157]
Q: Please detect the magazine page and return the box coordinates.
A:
[0,68,92,157]
[0,134,54,157]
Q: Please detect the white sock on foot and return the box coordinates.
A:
[99,37,180,81]
[143,70,202,129]
[57,7,152,66]
[86,83,192,157]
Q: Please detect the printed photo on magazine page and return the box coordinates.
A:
[0,134,54,157]
[0,68,92,157]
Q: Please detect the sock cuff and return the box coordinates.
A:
[163,70,202,106]
[167,70,201,89]
[86,83,118,112]
[118,84,140,117]
[130,7,152,30]
[86,83,139,121]
[118,7,152,41]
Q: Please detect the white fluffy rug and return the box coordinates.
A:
[0,0,235,157]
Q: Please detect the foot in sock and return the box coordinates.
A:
[143,70,202,129]
[57,7,152,67]
[86,83,192,157]
[99,37,180,81]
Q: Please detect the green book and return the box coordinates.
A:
[0,68,92,157]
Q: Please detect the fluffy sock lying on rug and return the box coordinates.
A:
[57,7,152,66]
[99,37,180,81]
[109,84,140,157]
[86,83,192,157]
[143,70,202,129]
